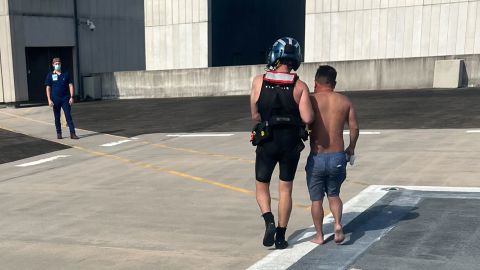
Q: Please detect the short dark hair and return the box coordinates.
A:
[315,65,337,87]
[52,57,61,64]
[279,58,296,70]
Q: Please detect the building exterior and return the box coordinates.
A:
[0,0,145,104]
[304,0,480,62]
[144,0,306,70]
[143,0,480,71]
[2,0,480,103]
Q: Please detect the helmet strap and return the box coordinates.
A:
[265,59,281,71]
[273,59,281,70]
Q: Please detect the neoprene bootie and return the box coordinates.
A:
[275,227,288,249]
[262,212,276,247]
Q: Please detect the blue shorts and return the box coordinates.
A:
[305,152,347,201]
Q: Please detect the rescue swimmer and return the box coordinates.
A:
[250,37,314,249]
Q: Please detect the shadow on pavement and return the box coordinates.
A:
[287,204,420,247]
[69,88,480,137]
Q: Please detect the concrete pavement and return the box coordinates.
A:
[0,89,479,269]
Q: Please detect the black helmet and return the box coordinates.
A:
[266,37,303,71]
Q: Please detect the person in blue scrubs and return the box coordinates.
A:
[44,57,79,139]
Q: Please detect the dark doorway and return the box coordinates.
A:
[25,47,74,103]
[210,0,306,67]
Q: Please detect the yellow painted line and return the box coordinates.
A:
[296,203,311,210]
[69,146,310,206]
[0,125,21,134]
[0,114,311,209]
[0,123,254,196]
[61,112,67,128]
[165,169,255,195]
[0,110,255,163]
[0,110,124,139]
[0,110,55,126]
[349,180,370,187]
[152,143,255,164]
[20,107,34,116]
[72,144,256,195]
[72,145,311,207]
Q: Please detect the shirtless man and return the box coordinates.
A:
[306,65,359,244]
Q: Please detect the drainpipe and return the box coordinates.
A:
[73,0,83,99]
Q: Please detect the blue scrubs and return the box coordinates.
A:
[44,71,76,135]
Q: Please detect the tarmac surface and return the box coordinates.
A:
[286,188,480,270]
[0,129,69,164]
[349,192,479,270]
[0,88,479,269]
[71,88,480,137]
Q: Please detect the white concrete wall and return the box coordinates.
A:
[0,0,5,103]
[99,55,480,99]
[101,64,264,99]
[0,0,13,102]
[305,0,480,62]
[0,50,3,103]
[145,0,209,70]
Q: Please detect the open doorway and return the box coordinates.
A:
[210,0,306,67]
[25,47,74,103]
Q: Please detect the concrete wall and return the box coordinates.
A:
[301,55,479,91]
[305,0,480,62]
[99,55,480,99]
[0,0,12,103]
[1,0,145,103]
[101,65,264,98]
[144,0,209,70]
[0,51,3,103]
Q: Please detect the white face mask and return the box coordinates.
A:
[54,64,61,71]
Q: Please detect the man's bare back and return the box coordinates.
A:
[309,91,358,154]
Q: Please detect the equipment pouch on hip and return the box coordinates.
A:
[250,121,271,146]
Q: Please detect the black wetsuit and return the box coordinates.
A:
[255,75,305,182]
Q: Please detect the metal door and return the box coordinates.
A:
[25,47,74,103]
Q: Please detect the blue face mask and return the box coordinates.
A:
[54,64,61,71]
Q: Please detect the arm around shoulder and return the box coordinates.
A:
[298,81,314,124]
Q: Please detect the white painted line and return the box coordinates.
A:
[466,130,480,133]
[247,185,388,270]
[388,185,480,193]
[344,131,381,135]
[16,155,70,167]
[130,137,140,140]
[166,134,235,137]
[248,184,480,270]
[101,139,132,147]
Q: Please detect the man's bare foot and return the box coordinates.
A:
[334,225,345,244]
[310,234,325,245]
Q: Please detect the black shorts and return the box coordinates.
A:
[255,130,305,182]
